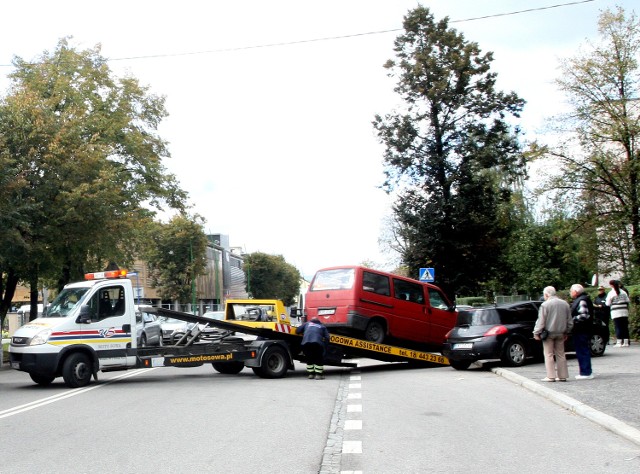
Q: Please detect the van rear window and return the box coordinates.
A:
[310,268,355,291]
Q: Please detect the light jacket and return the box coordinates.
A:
[606,289,630,320]
[534,296,573,337]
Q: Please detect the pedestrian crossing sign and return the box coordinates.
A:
[419,268,434,282]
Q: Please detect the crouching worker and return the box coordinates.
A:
[296,317,330,380]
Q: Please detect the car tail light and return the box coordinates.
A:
[445,329,453,339]
[484,325,508,336]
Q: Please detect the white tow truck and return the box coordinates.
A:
[9,270,449,388]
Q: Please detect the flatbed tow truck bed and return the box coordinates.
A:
[143,307,450,369]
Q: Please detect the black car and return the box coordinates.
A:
[442,301,609,370]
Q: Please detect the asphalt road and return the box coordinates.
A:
[2,342,640,473]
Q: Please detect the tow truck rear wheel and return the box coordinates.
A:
[252,345,289,379]
[62,353,93,388]
[212,361,245,374]
[29,373,55,386]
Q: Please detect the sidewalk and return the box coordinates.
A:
[493,343,640,447]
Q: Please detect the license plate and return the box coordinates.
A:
[318,309,335,316]
[453,343,472,350]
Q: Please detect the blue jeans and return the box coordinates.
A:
[574,333,592,376]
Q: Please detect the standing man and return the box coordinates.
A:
[570,284,595,380]
[296,317,330,380]
[593,285,611,344]
[534,286,573,382]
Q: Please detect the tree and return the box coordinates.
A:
[545,7,640,279]
[373,7,527,297]
[243,252,301,306]
[144,215,209,306]
[0,38,186,325]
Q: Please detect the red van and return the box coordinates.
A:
[305,265,457,349]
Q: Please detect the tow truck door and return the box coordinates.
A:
[79,281,132,368]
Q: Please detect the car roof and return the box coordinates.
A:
[468,301,541,310]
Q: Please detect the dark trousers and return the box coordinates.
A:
[302,343,324,374]
[574,333,592,376]
[613,317,630,340]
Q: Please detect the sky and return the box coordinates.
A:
[1,0,637,280]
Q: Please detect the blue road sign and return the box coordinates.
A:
[419,268,435,282]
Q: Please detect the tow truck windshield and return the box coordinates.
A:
[45,288,90,318]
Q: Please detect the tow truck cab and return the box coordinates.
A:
[9,270,139,387]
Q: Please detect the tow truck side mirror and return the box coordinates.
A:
[76,305,94,324]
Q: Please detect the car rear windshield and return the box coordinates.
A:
[456,308,501,326]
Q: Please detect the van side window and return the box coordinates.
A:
[393,278,425,304]
[362,271,390,296]
[86,285,126,321]
[428,288,448,309]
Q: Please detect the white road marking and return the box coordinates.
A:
[345,420,362,430]
[0,368,157,419]
[342,440,362,453]
[347,404,362,412]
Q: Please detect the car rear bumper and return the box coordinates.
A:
[442,338,502,362]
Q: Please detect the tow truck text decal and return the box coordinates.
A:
[167,353,235,364]
[329,334,449,364]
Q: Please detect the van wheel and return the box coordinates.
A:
[62,353,93,388]
[364,320,386,343]
[252,345,289,379]
[29,373,55,386]
[212,361,245,374]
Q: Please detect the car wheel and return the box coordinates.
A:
[590,334,606,357]
[501,339,527,367]
[157,333,163,347]
[449,360,472,370]
[62,353,93,388]
[364,320,386,344]
[29,373,55,386]
[140,334,147,348]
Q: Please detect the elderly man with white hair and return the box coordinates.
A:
[534,286,573,382]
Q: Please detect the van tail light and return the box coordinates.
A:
[484,325,508,337]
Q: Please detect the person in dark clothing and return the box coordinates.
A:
[296,317,330,380]
[593,285,610,343]
[570,284,595,380]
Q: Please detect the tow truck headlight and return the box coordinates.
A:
[30,328,53,346]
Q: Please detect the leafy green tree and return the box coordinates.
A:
[244,252,301,306]
[545,7,640,279]
[0,38,186,322]
[144,215,208,306]
[373,7,527,297]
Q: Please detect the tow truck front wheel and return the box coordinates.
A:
[252,345,289,379]
[29,373,55,386]
[62,353,93,388]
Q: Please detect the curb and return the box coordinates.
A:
[493,366,640,448]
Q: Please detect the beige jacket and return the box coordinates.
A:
[533,296,573,337]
